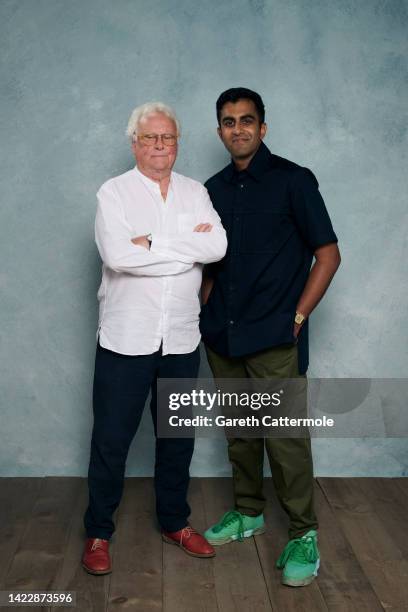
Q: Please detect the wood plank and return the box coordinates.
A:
[163,478,217,612]
[314,480,383,611]
[3,477,82,594]
[319,477,408,611]
[0,478,42,587]
[50,478,111,612]
[395,477,408,502]
[349,478,408,561]
[106,478,162,611]
[201,477,272,612]
[3,476,406,612]
[255,478,327,612]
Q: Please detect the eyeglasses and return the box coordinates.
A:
[136,133,178,147]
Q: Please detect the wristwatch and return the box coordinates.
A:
[294,311,306,325]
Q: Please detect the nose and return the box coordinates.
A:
[232,124,243,136]
[154,137,164,150]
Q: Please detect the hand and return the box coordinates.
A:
[201,276,214,305]
[131,235,150,250]
[194,223,213,232]
[293,322,302,339]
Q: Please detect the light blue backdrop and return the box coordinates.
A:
[1,0,407,476]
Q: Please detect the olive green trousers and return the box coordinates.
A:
[206,343,318,539]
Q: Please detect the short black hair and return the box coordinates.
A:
[216,87,265,125]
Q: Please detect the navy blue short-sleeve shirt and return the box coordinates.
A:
[199,141,338,374]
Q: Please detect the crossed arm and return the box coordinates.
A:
[95,183,227,276]
[132,222,214,248]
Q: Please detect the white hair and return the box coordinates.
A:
[126,102,180,141]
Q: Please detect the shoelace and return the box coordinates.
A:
[276,535,318,569]
[179,526,196,546]
[213,510,245,541]
[91,538,105,551]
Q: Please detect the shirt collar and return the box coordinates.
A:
[134,165,173,191]
[221,141,274,183]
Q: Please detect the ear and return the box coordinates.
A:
[260,123,267,140]
[217,126,223,141]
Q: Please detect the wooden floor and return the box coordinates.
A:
[1,477,408,611]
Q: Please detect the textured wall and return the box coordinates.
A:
[1,0,407,476]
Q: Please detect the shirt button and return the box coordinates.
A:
[229,320,234,325]
[235,216,240,222]
[240,184,244,188]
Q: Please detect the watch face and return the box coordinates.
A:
[295,313,305,324]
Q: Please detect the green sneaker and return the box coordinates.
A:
[276,530,320,587]
[204,510,265,545]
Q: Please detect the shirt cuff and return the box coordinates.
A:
[149,233,169,254]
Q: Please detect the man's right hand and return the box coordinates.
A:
[194,223,213,232]
[201,276,214,305]
[197,225,214,303]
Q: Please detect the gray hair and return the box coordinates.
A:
[126,102,180,142]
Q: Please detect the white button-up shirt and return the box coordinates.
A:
[95,166,227,355]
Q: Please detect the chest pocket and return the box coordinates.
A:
[178,213,197,232]
[240,211,291,254]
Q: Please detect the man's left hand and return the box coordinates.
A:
[131,235,150,249]
[194,223,213,232]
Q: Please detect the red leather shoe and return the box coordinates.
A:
[82,538,112,575]
[162,525,215,558]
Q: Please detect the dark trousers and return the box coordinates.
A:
[84,343,200,539]
[206,343,318,539]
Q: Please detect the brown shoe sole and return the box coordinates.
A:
[82,562,112,575]
[162,534,215,558]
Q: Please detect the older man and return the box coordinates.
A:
[82,102,227,574]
